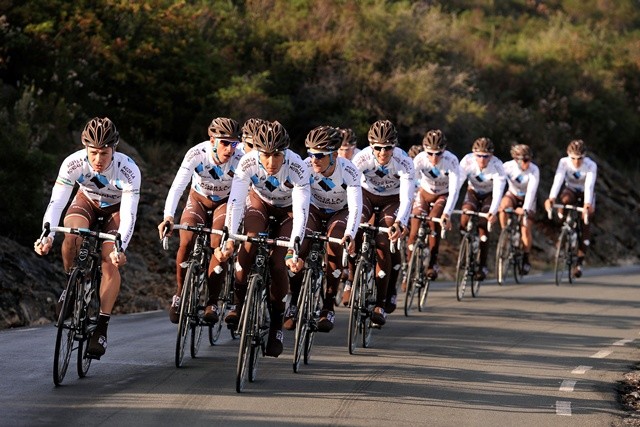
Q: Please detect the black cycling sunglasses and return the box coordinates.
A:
[217,138,238,147]
[372,145,395,152]
[308,151,333,160]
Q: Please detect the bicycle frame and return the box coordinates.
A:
[496,208,526,285]
[549,204,586,285]
[39,221,120,386]
[452,209,490,301]
[347,221,393,355]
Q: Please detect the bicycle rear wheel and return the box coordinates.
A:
[293,271,311,373]
[175,263,196,368]
[236,274,260,392]
[77,269,100,378]
[455,238,470,301]
[362,267,375,349]
[554,229,569,286]
[347,261,365,354]
[53,270,80,386]
[495,228,511,286]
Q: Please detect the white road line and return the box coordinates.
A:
[556,401,572,416]
[572,366,592,374]
[613,339,634,346]
[591,349,612,358]
[559,380,577,392]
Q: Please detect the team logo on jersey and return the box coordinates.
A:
[428,167,441,179]
[250,175,260,185]
[318,177,335,192]
[195,163,204,174]
[208,194,222,202]
[475,173,486,183]
[515,174,524,183]
[375,165,389,178]
[572,171,581,179]
[284,177,294,189]
[91,174,109,189]
[265,176,280,192]
[209,165,223,180]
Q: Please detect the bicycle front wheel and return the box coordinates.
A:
[362,265,375,349]
[455,238,470,301]
[293,271,311,373]
[175,263,196,368]
[347,261,365,354]
[513,246,523,284]
[495,228,511,286]
[53,270,81,386]
[471,244,482,298]
[190,272,207,359]
[236,274,260,393]
[210,259,233,345]
[554,229,570,286]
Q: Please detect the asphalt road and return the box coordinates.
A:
[1,266,639,426]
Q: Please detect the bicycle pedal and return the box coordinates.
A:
[371,323,382,329]
[86,353,101,361]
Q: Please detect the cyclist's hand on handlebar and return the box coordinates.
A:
[515,207,525,216]
[285,249,304,273]
[388,221,402,241]
[34,236,53,256]
[441,214,452,231]
[158,217,174,240]
[341,235,356,256]
[110,250,127,268]
[215,240,235,262]
[544,198,554,213]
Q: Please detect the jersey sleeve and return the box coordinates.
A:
[225,157,253,236]
[289,160,311,249]
[583,160,597,205]
[523,164,540,212]
[548,159,566,200]
[117,161,142,251]
[396,156,415,226]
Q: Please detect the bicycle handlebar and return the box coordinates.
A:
[161,222,224,250]
[503,207,528,228]
[40,222,122,254]
[410,214,447,239]
[358,222,398,253]
[547,203,589,225]
[451,209,493,232]
[303,232,350,268]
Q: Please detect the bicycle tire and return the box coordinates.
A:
[175,263,195,368]
[404,245,422,316]
[210,259,233,345]
[495,228,511,286]
[456,238,470,301]
[236,274,260,392]
[554,229,569,286]
[53,270,81,386]
[293,271,311,373]
[418,278,430,311]
[77,268,100,378]
[190,270,207,359]
[347,261,365,354]
[250,283,268,383]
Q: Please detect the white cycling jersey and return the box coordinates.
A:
[162,141,244,218]
[548,156,597,205]
[352,146,415,226]
[304,156,363,239]
[413,149,461,216]
[42,150,141,250]
[458,153,506,215]
[226,149,311,248]
[503,159,540,212]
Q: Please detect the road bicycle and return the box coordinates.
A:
[224,226,294,393]
[404,214,444,316]
[162,220,232,368]
[38,220,121,386]
[548,203,587,286]
[452,209,491,301]
[293,230,346,373]
[495,208,527,285]
[347,216,395,355]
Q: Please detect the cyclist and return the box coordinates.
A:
[34,117,141,358]
[158,117,242,325]
[220,120,311,357]
[284,126,362,333]
[409,129,460,280]
[457,137,506,281]
[237,117,265,154]
[336,127,361,160]
[498,144,539,274]
[346,119,415,326]
[544,139,597,278]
